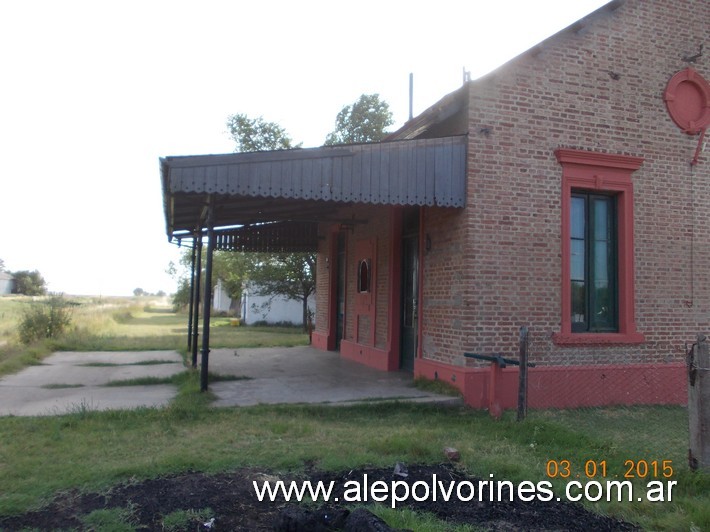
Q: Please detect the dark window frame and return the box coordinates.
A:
[570,191,618,333]
[553,148,645,346]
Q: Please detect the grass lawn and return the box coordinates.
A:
[0,295,308,376]
[0,296,707,530]
[62,303,310,352]
[0,395,706,530]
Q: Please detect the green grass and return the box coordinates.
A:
[104,372,249,387]
[55,308,308,352]
[78,360,181,367]
[371,505,479,531]
[0,296,309,377]
[0,297,707,530]
[414,376,463,397]
[0,389,706,530]
[161,507,214,531]
[79,504,139,531]
[0,297,25,341]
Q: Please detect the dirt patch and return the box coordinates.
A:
[0,464,637,531]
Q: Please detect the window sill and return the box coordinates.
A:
[552,332,646,346]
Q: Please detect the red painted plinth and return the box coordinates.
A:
[415,359,686,412]
[340,340,398,371]
[311,331,329,351]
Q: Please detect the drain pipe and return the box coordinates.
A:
[691,127,706,166]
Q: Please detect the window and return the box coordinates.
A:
[357,259,371,293]
[570,192,617,332]
[554,149,645,345]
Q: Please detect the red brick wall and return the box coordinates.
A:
[315,204,394,349]
[420,0,710,367]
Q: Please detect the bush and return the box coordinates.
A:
[18,295,73,344]
[249,320,301,328]
[171,278,191,312]
[112,310,133,324]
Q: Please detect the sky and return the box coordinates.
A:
[0,0,610,296]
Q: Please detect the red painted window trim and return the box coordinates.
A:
[553,149,645,346]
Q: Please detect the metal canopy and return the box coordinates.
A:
[213,221,318,253]
[161,135,467,240]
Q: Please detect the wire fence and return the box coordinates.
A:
[475,325,698,471]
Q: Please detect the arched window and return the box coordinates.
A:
[357,259,370,293]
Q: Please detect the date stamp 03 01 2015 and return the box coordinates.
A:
[545,459,674,480]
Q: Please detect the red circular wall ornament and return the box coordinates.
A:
[663,67,710,134]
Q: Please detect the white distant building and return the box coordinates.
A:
[212,279,235,313]
[212,279,315,326]
[0,272,14,295]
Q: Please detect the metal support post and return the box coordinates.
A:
[191,233,202,368]
[200,205,216,392]
[186,239,197,353]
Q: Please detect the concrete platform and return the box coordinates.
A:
[0,347,459,417]
[208,346,460,407]
[0,351,183,416]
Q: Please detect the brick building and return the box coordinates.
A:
[161,0,709,408]
[310,0,709,410]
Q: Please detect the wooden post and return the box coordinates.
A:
[689,334,710,471]
[517,326,529,422]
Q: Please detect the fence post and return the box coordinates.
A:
[517,326,529,422]
[689,334,710,471]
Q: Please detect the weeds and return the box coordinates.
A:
[17,295,73,344]
[162,507,214,531]
[80,504,139,531]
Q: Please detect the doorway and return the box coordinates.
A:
[400,209,419,371]
[335,232,346,349]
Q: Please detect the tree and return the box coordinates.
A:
[171,277,191,312]
[221,113,315,328]
[226,114,302,152]
[325,93,394,145]
[0,258,5,272]
[212,250,252,302]
[169,248,252,313]
[247,252,315,331]
[133,287,145,297]
[11,270,47,296]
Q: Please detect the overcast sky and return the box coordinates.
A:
[0,0,609,296]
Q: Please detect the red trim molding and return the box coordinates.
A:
[663,67,710,134]
[311,331,329,350]
[341,340,397,371]
[415,358,686,412]
[554,149,645,346]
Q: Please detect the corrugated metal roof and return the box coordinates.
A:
[161,135,466,238]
